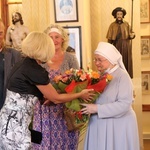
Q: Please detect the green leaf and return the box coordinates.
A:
[65,99,81,111]
[58,82,68,93]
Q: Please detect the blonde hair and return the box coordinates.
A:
[44,24,69,51]
[0,19,5,49]
[22,31,55,62]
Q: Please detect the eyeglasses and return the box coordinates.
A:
[93,58,107,63]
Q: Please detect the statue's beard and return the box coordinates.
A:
[116,18,123,24]
[12,18,21,24]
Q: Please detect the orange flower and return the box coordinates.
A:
[106,74,113,81]
[53,75,62,83]
[80,74,87,81]
[76,69,83,76]
[61,76,69,83]
[65,70,72,75]
[91,71,100,79]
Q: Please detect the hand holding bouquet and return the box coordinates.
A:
[53,68,113,131]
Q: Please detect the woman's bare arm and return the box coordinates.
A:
[36,83,94,104]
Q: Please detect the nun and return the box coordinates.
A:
[81,42,140,150]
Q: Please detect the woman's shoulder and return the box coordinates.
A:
[61,52,79,70]
[65,51,76,59]
[64,52,79,64]
[23,58,48,75]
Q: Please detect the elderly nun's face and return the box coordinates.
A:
[94,54,112,73]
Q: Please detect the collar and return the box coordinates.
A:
[107,65,119,74]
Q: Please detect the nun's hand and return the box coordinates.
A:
[81,103,98,114]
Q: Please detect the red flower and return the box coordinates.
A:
[75,111,82,120]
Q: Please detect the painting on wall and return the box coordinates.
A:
[142,104,150,111]
[141,71,150,94]
[140,0,150,23]
[141,36,150,59]
[54,0,78,22]
[63,26,82,68]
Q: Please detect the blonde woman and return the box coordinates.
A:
[0,31,93,150]
[32,24,80,150]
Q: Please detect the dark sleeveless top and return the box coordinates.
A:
[7,57,50,100]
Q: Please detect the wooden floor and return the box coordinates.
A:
[143,139,150,150]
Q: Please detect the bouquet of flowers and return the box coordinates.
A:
[53,68,113,131]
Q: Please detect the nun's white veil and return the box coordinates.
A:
[94,42,128,74]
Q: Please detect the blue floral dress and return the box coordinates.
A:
[32,52,80,150]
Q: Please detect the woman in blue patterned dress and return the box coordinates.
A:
[0,31,94,150]
[32,24,80,150]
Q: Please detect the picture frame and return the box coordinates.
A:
[141,36,150,59]
[54,0,78,22]
[142,104,150,111]
[141,71,150,94]
[64,26,82,68]
[140,0,150,23]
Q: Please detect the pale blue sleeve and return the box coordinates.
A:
[97,70,134,118]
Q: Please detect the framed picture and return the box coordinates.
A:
[141,36,150,59]
[64,26,82,68]
[54,0,78,22]
[142,104,150,111]
[141,71,150,94]
[140,0,150,23]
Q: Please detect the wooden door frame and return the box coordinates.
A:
[1,0,22,28]
[1,0,8,28]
